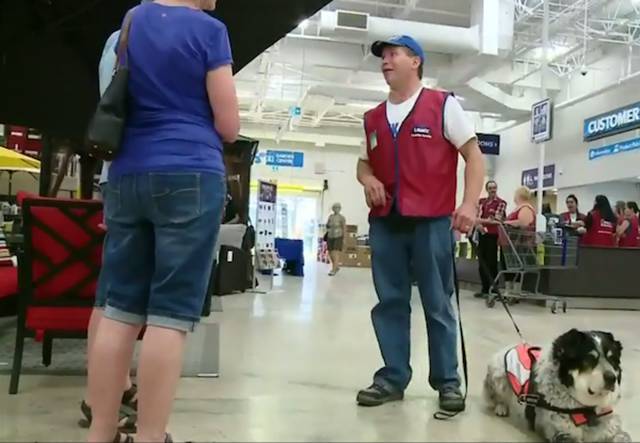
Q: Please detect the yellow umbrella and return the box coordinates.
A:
[0,147,41,196]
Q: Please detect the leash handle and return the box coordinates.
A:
[433,250,468,420]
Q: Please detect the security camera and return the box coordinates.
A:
[580,65,588,76]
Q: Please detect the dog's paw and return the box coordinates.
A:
[612,431,632,443]
[551,432,577,443]
[493,404,509,417]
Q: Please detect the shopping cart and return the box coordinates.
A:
[485,224,580,314]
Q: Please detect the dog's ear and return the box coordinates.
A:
[552,328,585,361]
[553,329,588,387]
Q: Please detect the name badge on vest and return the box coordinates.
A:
[411,125,432,139]
[369,131,378,150]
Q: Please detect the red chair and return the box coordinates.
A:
[9,193,104,394]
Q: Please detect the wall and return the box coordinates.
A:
[557,182,640,214]
[251,141,370,232]
[494,72,640,206]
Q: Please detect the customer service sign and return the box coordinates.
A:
[583,102,640,141]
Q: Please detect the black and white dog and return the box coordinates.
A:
[484,329,631,442]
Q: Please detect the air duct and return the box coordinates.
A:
[319,10,480,55]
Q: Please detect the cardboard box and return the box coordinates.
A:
[356,246,371,268]
[346,224,358,234]
[338,251,360,267]
[343,236,358,250]
[338,247,371,268]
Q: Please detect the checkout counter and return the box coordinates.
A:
[456,243,640,310]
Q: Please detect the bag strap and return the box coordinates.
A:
[116,8,136,69]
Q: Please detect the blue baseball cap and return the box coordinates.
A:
[371,35,425,63]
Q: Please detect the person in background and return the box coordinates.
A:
[504,186,536,229]
[223,191,240,224]
[356,35,484,413]
[474,180,506,298]
[615,200,626,225]
[582,195,617,247]
[616,201,639,248]
[560,194,586,228]
[326,203,346,276]
[81,13,145,432]
[88,0,239,442]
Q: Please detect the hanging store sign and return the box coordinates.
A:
[477,133,500,155]
[583,101,640,142]
[531,98,552,144]
[588,136,640,161]
[521,164,555,189]
[265,150,304,168]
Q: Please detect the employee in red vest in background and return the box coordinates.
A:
[560,194,587,228]
[582,195,617,247]
[616,201,640,248]
[474,180,507,298]
[356,35,485,413]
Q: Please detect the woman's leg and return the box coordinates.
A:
[135,327,187,442]
[87,319,141,442]
[85,309,134,408]
[135,172,226,441]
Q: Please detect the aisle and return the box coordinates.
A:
[1,263,638,442]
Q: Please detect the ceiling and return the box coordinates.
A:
[0,0,332,138]
[236,0,640,146]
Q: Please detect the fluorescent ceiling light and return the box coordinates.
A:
[531,44,571,61]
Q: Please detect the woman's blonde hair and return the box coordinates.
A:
[514,186,533,203]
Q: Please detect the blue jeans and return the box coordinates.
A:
[369,216,460,392]
[98,172,225,332]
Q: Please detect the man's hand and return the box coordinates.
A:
[452,201,477,234]
[363,176,387,208]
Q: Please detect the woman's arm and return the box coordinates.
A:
[505,208,535,228]
[616,220,630,238]
[206,65,240,143]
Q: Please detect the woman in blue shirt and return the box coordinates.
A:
[88,1,239,441]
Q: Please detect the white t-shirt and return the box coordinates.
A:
[359,88,476,160]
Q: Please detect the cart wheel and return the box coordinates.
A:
[562,302,568,313]
[486,296,496,308]
[550,302,558,314]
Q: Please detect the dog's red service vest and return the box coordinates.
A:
[364,88,459,218]
[504,343,613,427]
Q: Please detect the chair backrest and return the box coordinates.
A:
[19,194,104,305]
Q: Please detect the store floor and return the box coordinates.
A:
[1,264,639,442]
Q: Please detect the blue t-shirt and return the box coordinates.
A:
[110,3,233,178]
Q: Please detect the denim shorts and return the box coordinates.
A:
[95,182,109,308]
[97,172,225,332]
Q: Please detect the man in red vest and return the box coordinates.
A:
[356,35,484,413]
[475,180,507,297]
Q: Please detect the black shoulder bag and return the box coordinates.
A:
[84,10,135,161]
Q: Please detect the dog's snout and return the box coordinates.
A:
[604,371,617,390]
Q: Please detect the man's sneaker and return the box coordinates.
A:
[356,383,404,407]
[439,385,465,412]
[473,292,487,298]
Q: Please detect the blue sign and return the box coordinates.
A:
[477,133,500,155]
[583,102,640,141]
[265,150,304,168]
[521,164,555,189]
[589,136,640,161]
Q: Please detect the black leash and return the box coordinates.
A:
[474,231,527,343]
[433,251,468,420]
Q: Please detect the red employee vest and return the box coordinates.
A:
[364,88,459,218]
[583,210,615,247]
[618,215,639,248]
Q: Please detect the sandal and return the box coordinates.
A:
[79,384,138,433]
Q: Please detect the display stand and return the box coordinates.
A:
[250,180,280,294]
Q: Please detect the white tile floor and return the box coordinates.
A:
[1,264,638,442]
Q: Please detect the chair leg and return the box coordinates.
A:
[9,325,25,395]
[42,335,53,367]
